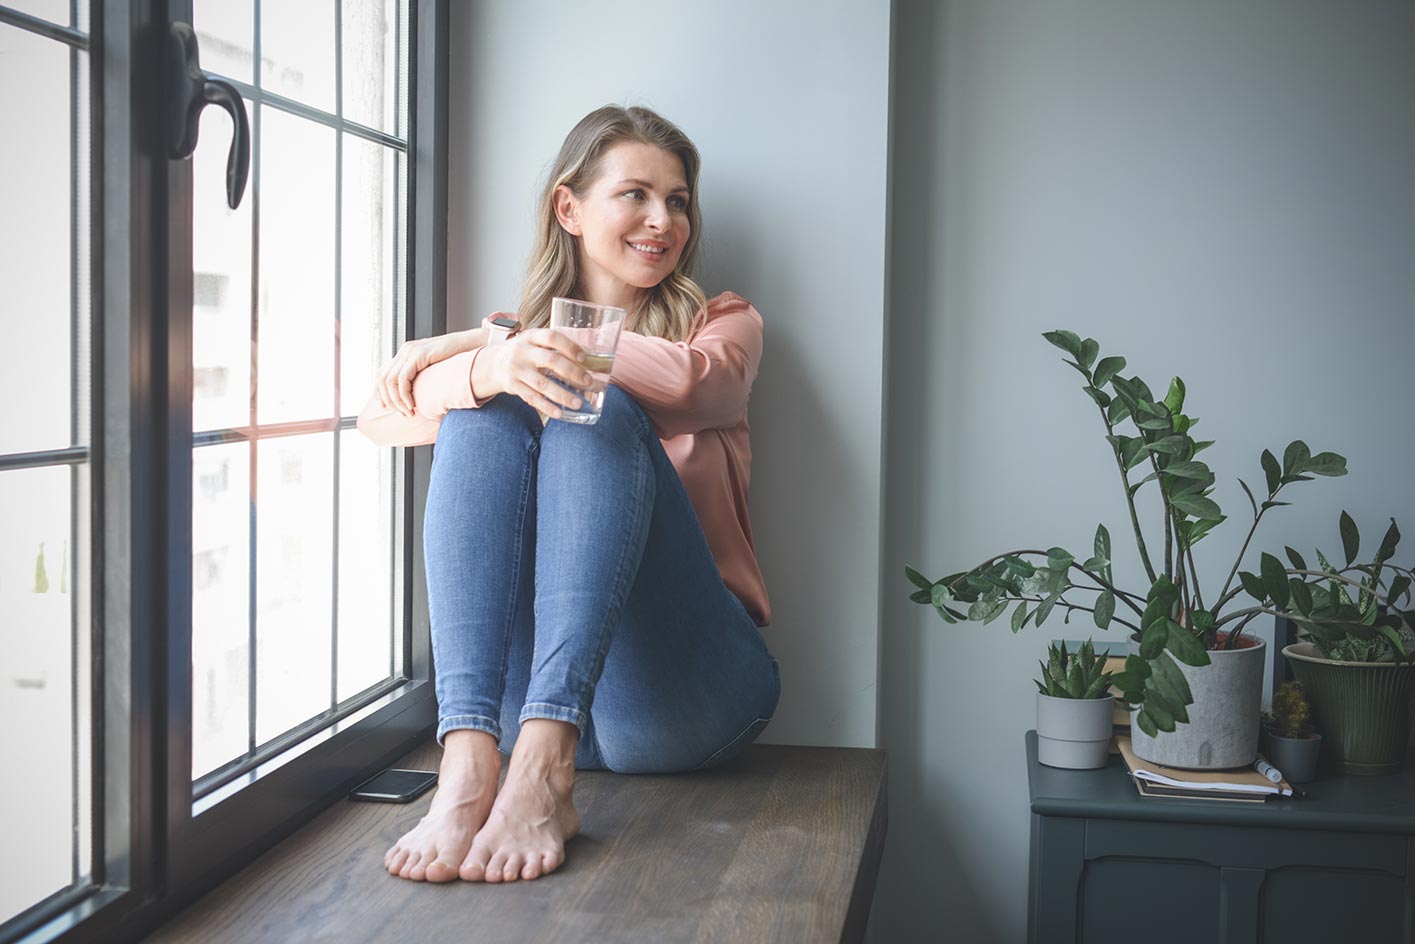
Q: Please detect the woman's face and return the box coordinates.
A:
[554,141,691,309]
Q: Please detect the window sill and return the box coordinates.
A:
[142,740,889,943]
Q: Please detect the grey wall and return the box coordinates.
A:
[874,1,1415,942]
[446,0,893,749]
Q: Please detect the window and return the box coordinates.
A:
[0,0,94,929]
[0,2,447,942]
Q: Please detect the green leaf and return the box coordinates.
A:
[1144,686,1188,726]
[1150,651,1193,707]
[1035,594,1059,626]
[1376,518,1401,565]
[1092,356,1126,388]
[1165,621,1211,667]
[1004,556,1037,578]
[1289,578,1313,614]
[909,589,932,604]
[1011,603,1030,633]
[1046,547,1075,572]
[1079,337,1100,370]
[1191,439,1215,454]
[1284,546,1309,571]
[1340,510,1360,566]
[1042,330,1083,358]
[931,584,950,608]
[1083,386,1112,409]
[1140,619,1168,660]
[1238,479,1258,517]
[1303,452,1348,477]
[1107,398,1131,425]
[1262,500,1292,510]
[905,565,933,591]
[1094,523,1111,563]
[980,598,1009,625]
[1124,654,1153,680]
[1191,609,1215,632]
[1093,590,1116,629]
[1261,552,1290,609]
[1163,460,1210,480]
[934,604,957,624]
[1135,415,1173,431]
[1261,449,1282,495]
[1135,708,1159,738]
[1144,435,1188,457]
[1081,556,1109,572]
[1283,440,1311,475]
[1390,574,1412,606]
[1142,701,1177,733]
[1163,377,1186,414]
[1170,493,1222,520]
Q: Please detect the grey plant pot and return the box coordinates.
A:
[1128,635,1267,770]
[1036,691,1116,769]
[1283,642,1415,776]
[1262,729,1322,784]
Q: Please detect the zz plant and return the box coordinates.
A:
[905,330,1415,739]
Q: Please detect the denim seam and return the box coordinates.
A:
[437,714,502,747]
[493,433,538,718]
[694,714,773,771]
[519,701,589,736]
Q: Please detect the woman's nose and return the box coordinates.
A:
[645,200,668,231]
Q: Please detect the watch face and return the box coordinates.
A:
[491,317,520,330]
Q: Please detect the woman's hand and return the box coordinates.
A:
[483,329,594,420]
[374,331,479,416]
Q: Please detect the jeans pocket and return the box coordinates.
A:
[693,715,772,771]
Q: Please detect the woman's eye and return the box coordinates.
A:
[669,196,688,210]
[623,189,643,200]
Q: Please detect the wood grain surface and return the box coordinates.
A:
[144,740,888,944]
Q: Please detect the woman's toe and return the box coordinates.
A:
[387,849,410,875]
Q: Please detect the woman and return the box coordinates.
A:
[357,105,779,886]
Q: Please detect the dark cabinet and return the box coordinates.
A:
[1025,731,1415,944]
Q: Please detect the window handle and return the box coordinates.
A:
[167,21,251,210]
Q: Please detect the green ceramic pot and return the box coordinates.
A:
[1283,643,1415,776]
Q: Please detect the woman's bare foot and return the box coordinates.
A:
[384,730,502,883]
[460,718,581,883]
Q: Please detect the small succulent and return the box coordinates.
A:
[1266,680,1315,740]
[1036,639,1115,699]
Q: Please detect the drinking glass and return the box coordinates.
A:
[545,297,627,425]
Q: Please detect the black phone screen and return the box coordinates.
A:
[349,768,438,803]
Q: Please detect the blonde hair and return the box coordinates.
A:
[518,105,708,342]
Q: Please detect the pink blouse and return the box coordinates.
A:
[355,291,771,627]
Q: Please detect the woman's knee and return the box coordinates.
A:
[437,395,540,447]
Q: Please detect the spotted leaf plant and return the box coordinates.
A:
[902,329,1395,739]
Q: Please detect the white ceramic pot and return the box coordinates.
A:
[1036,692,1116,769]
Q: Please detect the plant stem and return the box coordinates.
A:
[1216,507,1269,612]
[1185,538,1206,612]
[1152,455,1173,580]
[954,550,1147,616]
[1015,593,1142,633]
[1097,409,1159,585]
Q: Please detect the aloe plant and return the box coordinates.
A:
[905,329,1415,738]
[1036,639,1114,699]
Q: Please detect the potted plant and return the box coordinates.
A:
[1034,639,1117,769]
[1262,680,1321,783]
[904,329,1387,770]
[1271,514,1415,775]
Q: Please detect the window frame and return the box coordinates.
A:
[1,2,447,942]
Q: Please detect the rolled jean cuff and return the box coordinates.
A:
[436,714,501,748]
[519,702,589,740]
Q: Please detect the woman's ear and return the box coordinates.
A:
[552,185,582,236]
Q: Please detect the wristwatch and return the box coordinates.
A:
[488,316,522,344]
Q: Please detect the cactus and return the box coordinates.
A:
[1268,680,1315,739]
[1036,638,1115,699]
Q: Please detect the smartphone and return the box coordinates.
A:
[348,768,438,803]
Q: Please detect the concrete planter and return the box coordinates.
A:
[1036,692,1116,769]
[1128,635,1266,770]
[1283,642,1415,776]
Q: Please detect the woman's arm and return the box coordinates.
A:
[355,327,496,447]
[610,295,763,439]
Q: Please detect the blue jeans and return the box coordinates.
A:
[424,383,780,773]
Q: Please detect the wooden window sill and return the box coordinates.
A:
[144,737,888,942]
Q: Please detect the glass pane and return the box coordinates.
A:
[257,108,335,425]
[395,0,407,139]
[4,0,67,24]
[0,27,71,456]
[261,0,335,113]
[0,465,83,923]
[342,0,403,134]
[337,429,394,700]
[340,136,397,416]
[193,0,254,85]
[256,433,334,744]
[193,99,254,434]
[192,442,252,778]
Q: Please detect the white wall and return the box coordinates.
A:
[446,0,893,749]
[874,1,1415,941]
